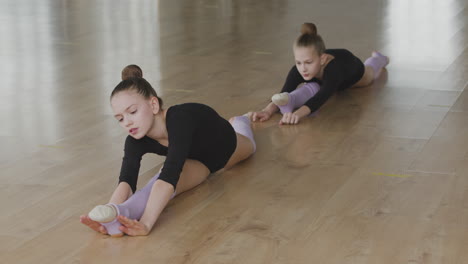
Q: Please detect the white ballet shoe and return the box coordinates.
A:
[88,204,117,223]
[271,92,290,106]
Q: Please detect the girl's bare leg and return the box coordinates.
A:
[353,66,375,88]
[173,159,210,195]
[353,51,390,88]
[225,116,256,168]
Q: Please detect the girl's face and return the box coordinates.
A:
[111,90,159,139]
[293,46,325,80]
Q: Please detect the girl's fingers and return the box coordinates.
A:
[279,113,299,125]
[294,115,299,124]
[117,215,132,226]
[80,215,109,234]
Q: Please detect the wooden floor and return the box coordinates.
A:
[1,0,468,263]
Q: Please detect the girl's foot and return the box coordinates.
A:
[372,51,390,67]
[88,204,124,237]
[88,204,117,222]
[271,92,290,106]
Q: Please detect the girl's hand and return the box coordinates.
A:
[251,111,271,122]
[279,112,301,125]
[118,215,151,236]
[80,215,108,235]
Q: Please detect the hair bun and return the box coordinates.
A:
[300,23,317,36]
[121,64,143,80]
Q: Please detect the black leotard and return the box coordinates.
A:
[118,103,237,192]
[281,49,365,113]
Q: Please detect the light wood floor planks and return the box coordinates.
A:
[1,0,468,263]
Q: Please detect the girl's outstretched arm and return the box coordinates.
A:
[109,181,133,204]
[279,105,311,125]
[251,102,279,122]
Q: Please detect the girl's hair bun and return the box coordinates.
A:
[300,23,317,36]
[121,64,143,80]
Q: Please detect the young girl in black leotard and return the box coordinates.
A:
[80,65,256,237]
[251,22,389,125]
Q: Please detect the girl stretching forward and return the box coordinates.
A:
[251,23,389,125]
[80,65,256,237]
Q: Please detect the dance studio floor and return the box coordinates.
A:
[1,0,467,263]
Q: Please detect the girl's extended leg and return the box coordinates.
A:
[365,51,389,79]
[271,82,320,114]
[88,173,163,236]
[354,51,389,87]
[88,159,210,236]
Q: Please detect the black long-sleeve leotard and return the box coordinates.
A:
[281,49,365,113]
[118,103,237,192]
